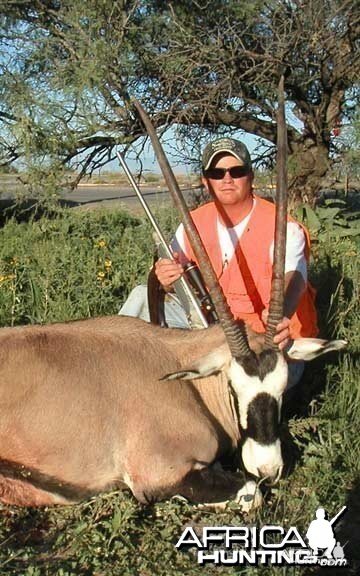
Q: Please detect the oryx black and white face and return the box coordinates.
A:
[164,337,346,482]
[163,345,288,482]
[228,350,288,480]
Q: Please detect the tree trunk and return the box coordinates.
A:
[288,140,331,205]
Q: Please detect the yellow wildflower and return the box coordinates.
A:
[96,240,107,248]
[0,273,15,284]
[104,258,112,269]
[97,271,105,280]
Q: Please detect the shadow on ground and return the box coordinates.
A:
[0,197,81,227]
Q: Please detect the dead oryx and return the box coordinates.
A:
[0,314,345,509]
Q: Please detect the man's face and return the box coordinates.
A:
[202,153,253,206]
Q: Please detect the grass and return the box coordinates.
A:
[0,205,359,575]
[0,206,179,326]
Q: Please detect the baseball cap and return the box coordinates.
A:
[202,138,252,172]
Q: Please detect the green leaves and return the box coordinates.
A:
[294,197,360,240]
[294,203,321,233]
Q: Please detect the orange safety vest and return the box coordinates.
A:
[183,196,318,338]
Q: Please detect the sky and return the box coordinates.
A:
[108,125,263,177]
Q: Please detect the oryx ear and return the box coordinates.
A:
[286,338,347,361]
[161,345,231,381]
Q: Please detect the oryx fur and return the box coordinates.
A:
[0,316,345,508]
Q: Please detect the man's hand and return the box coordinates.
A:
[273,317,291,350]
[262,310,291,351]
[155,252,184,290]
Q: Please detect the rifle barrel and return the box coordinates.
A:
[116,150,208,328]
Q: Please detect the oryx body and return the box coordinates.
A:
[0,315,344,507]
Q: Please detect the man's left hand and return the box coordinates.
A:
[273,317,291,350]
[262,310,291,350]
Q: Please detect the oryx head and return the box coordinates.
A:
[133,81,346,483]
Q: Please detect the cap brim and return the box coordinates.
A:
[203,149,246,171]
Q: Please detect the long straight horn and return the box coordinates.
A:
[264,74,288,350]
[132,99,250,358]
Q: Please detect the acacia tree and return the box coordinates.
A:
[0,0,358,201]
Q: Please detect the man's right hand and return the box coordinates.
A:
[154,252,184,290]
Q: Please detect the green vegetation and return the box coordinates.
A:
[0,205,359,575]
[294,197,360,241]
[0,207,178,327]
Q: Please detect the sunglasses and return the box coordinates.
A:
[203,166,250,180]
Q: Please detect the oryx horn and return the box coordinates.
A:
[132,99,251,358]
[264,73,288,350]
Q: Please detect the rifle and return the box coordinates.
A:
[116,150,217,328]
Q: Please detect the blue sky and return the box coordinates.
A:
[113,127,262,177]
